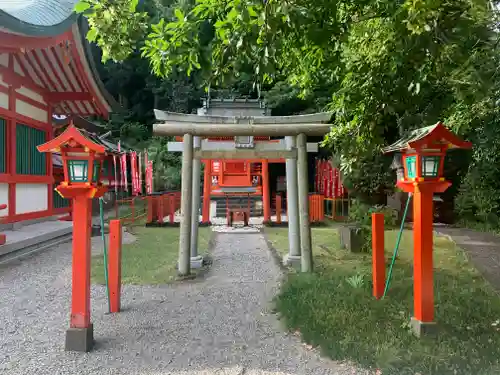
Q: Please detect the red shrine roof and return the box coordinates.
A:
[0,3,118,118]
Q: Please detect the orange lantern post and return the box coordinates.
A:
[383,122,471,337]
[37,124,108,352]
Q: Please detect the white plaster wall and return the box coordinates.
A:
[15,184,48,214]
[0,74,8,88]
[0,183,8,217]
[0,54,8,68]
[210,201,217,219]
[16,86,46,104]
[15,99,48,123]
[0,92,8,109]
[13,58,24,76]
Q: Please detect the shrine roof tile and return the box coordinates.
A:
[0,0,79,35]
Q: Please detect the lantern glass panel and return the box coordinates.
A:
[405,156,417,179]
[422,155,441,177]
[67,160,88,182]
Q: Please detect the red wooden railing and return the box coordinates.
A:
[145,192,182,225]
[272,193,325,224]
[309,194,325,223]
[114,196,148,224]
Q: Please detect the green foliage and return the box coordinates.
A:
[80,0,500,227]
[345,273,365,289]
[456,108,500,226]
[75,0,148,62]
[338,151,394,205]
[147,136,182,191]
[348,199,398,228]
[347,199,398,252]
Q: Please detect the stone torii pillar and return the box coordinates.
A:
[284,135,301,268]
[297,133,313,272]
[178,133,193,276]
[190,136,204,269]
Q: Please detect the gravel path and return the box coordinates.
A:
[0,231,365,375]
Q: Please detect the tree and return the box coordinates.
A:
[77,0,500,210]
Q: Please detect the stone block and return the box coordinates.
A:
[339,225,366,252]
[410,317,438,338]
[65,324,94,352]
[283,254,301,270]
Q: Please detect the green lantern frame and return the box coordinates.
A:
[67,159,102,183]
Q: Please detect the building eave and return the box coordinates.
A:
[76,17,121,114]
[0,1,79,37]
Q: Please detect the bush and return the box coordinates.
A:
[348,199,398,228]
[346,199,398,252]
[455,115,500,228]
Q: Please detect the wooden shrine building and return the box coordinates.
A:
[0,2,118,224]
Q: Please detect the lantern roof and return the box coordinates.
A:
[37,123,106,154]
[382,122,472,153]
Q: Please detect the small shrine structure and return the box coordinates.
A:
[166,98,320,223]
[154,106,333,276]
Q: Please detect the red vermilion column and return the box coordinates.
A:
[202,160,211,223]
[262,160,270,221]
[276,194,282,224]
[69,195,92,329]
[371,212,385,299]
[7,86,16,220]
[108,219,122,313]
[412,185,435,324]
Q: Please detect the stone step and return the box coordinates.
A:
[214,199,263,217]
[0,219,74,264]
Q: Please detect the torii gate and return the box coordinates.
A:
[154,110,333,275]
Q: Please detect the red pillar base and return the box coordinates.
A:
[0,234,6,245]
[65,323,94,352]
[410,317,438,338]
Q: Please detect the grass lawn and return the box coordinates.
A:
[92,226,213,284]
[266,224,500,375]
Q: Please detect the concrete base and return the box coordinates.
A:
[410,317,438,338]
[190,255,204,269]
[283,254,301,270]
[65,324,94,352]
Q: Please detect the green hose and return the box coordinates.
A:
[99,197,111,313]
[382,193,412,299]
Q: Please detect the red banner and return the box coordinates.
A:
[131,152,139,195]
[112,155,118,193]
[146,161,153,194]
[313,158,346,198]
[144,151,148,194]
[138,152,143,194]
[120,153,128,192]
